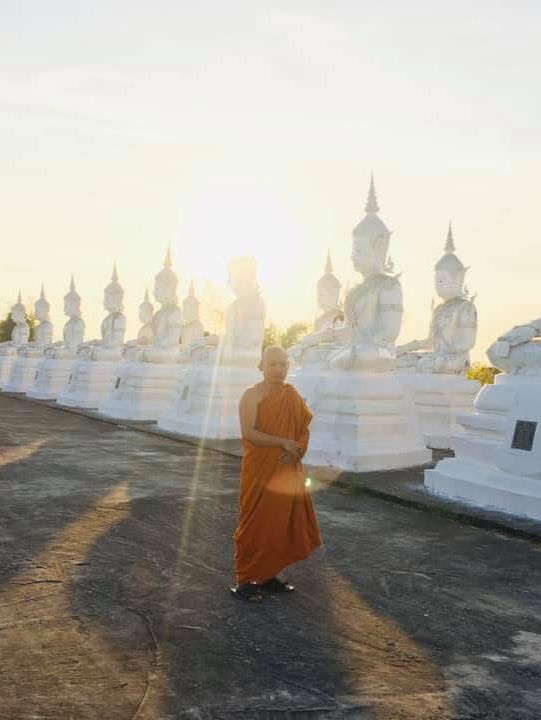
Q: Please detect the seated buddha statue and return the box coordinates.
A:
[288,250,343,368]
[78,265,127,362]
[140,248,183,364]
[45,276,85,359]
[21,285,53,357]
[0,293,30,356]
[397,224,477,374]
[325,176,403,372]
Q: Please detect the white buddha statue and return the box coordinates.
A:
[78,265,127,362]
[397,224,478,374]
[141,247,183,364]
[487,317,541,375]
[21,285,53,357]
[326,176,403,372]
[288,251,343,368]
[181,282,205,348]
[46,276,85,359]
[0,293,29,356]
[185,257,266,367]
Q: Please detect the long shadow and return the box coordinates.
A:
[68,440,376,718]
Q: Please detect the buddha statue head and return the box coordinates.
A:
[317,251,341,311]
[351,175,392,278]
[139,289,154,325]
[183,281,200,324]
[103,263,124,313]
[434,223,467,301]
[228,256,258,298]
[154,246,179,305]
[64,275,82,318]
[35,284,51,323]
[11,292,26,325]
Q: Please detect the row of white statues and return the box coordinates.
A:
[1,177,539,521]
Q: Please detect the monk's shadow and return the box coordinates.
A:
[67,441,373,716]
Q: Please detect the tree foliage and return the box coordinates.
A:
[0,312,36,343]
[466,362,500,385]
[263,322,310,351]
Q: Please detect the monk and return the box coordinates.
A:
[231,345,322,602]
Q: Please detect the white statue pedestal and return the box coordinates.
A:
[26,358,76,400]
[425,375,541,521]
[299,372,431,472]
[0,352,18,389]
[158,364,261,440]
[3,355,44,393]
[396,373,481,449]
[98,362,182,421]
[57,360,122,409]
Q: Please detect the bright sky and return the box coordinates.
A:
[1,1,540,360]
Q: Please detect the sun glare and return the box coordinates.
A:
[175,182,304,298]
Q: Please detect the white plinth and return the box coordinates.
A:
[425,375,541,521]
[98,361,183,421]
[158,364,261,440]
[294,371,431,472]
[397,373,481,449]
[3,355,43,393]
[26,358,76,400]
[57,360,122,409]
[0,353,18,389]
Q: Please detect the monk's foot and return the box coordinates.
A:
[261,577,295,594]
[230,583,264,603]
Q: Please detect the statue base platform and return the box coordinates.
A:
[425,375,541,521]
[396,373,481,449]
[0,354,18,389]
[98,362,182,421]
[57,360,121,409]
[3,355,43,393]
[26,358,76,400]
[158,365,261,440]
[297,371,431,472]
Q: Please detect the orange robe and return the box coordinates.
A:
[234,383,322,584]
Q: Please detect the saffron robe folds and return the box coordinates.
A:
[234,383,322,584]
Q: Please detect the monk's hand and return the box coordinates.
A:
[280,439,302,465]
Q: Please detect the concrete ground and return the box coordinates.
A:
[1,394,541,720]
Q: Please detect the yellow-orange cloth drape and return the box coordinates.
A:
[234,383,322,585]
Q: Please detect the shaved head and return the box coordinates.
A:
[259,345,289,383]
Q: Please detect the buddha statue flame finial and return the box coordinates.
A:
[445,221,456,254]
[164,245,173,269]
[325,250,333,275]
[365,173,380,214]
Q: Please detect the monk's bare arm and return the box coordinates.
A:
[239,389,298,453]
